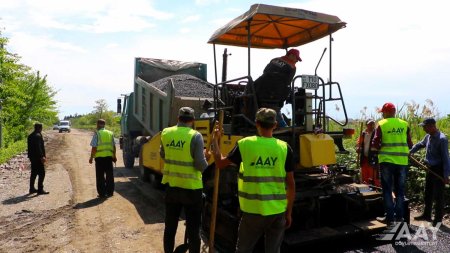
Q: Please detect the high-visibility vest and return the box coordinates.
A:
[95,129,114,158]
[378,118,409,165]
[238,136,288,215]
[161,126,202,189]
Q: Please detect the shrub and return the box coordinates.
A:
[0,139,27,164]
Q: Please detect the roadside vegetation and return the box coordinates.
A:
[65,99,121,135]
[0,32,58,161]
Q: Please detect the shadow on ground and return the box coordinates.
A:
[113,166,165,224]
[2,193,38,205]
[73,197,106,209]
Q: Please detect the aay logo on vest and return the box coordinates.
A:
[166,139,186,150]
[250,156,278,168]
[387,127,405,135]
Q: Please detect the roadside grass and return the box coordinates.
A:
[0,140,27,164]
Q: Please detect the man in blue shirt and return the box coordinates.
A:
[410,118,450,226]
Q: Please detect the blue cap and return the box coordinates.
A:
[419,118,436,126]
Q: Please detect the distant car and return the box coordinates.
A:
[53,124,60,130]
[58,120,71,133]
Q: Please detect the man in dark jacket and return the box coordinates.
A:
[27,122,49,194]
[253,49,302,127]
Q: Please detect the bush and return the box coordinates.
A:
[0,139,27,164]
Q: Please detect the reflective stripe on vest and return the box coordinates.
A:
[161,126,202,189]
[379,118,409,165]
[238,136,288,216]
[95,129,114,158]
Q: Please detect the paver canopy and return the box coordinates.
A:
[208,4,346,49]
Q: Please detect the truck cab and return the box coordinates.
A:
[58,120,71,133]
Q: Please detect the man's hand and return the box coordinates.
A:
[41,157,47,164]
[285,213,292,229]
[204,149,211,161]
[112,156,117,163]
[89,157,93,164]
[445,177,449,185]
[212,120,221,141]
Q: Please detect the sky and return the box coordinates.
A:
[1,0,449,122]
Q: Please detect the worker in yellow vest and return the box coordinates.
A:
[371,103,412,226]
[160,107,210,253]
[89,119,117,198]
[212,108,295,253]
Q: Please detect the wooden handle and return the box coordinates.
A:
[409,155,446,183]
[209,110,224,253]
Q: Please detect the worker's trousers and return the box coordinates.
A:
[164,186,202,253]
[236,212,285,253]
[380,162,407,222]
[422,164,445,222]
[30,159,45,191]
[94,157,114,196]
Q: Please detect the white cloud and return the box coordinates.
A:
[180,28,191,34]
[105,43,119,49]
[15,0,174,33]
[195,0,223,6]
[82,14,156,33]
[9,32,86,54]
[181,15,201,23]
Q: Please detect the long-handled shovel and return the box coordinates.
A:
[409,155,446,183]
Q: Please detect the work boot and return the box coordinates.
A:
[414,213,431,222]
[29,188,38,194]
[376,216,387,223]
[37,190,49,195]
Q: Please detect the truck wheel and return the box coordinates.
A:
[123,151,135,168]
[140,166,151,182]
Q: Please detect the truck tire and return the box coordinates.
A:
[123,150,135,168]
[140,166,151,182]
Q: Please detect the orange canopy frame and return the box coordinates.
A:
[208,4,346,49]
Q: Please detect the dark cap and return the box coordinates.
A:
[419,118,436,126]
[178,107,195,120]
[378,102,396,113]
[287,48,302,62]
[256,108,276,124]
[97,119,106,125]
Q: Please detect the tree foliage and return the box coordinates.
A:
[93,99,108,119]
[0,33,58,148]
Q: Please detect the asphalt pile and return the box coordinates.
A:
[150,74,214,98]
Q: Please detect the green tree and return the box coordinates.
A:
[0,32,58,148]
[93,99,108,119]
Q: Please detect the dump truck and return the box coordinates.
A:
[118,57,214,181]
[199,4,410,252]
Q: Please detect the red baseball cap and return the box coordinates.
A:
[287,49,302,62]
[379,102,396,113]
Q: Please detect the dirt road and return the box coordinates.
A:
[0,129,191,253]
